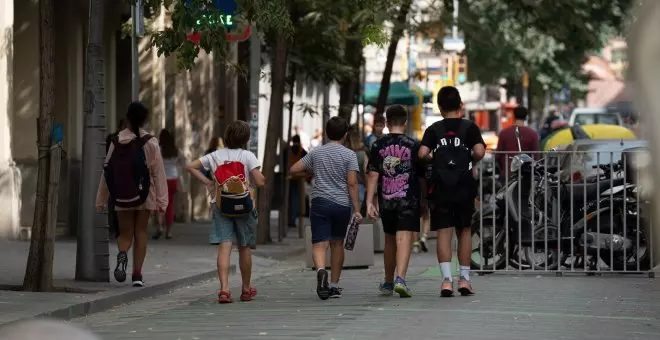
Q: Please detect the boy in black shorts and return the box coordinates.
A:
[366,105,426,297]
[419,86,485,297]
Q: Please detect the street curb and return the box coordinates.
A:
[30,265,236,321]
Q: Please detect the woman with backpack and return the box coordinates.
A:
[153,129,184,240]
[96,102,168,287]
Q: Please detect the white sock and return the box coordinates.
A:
[440,262,452,281]
[317,267,325,272]
[329,282,338,288]
[460,265,470,281]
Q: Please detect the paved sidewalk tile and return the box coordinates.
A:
[0,220,305,325]
[71,253,660,340]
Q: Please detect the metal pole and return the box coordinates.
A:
[131,4,140,100]
[452,0,458,39]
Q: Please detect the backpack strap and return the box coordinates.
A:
[455,120,471,143]
[138,134,154,147]
[434,123,447,142]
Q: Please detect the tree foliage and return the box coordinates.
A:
[441,0,634,91]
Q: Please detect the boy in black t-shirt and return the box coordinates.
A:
[419,86,485,297]
[366,105,427,298]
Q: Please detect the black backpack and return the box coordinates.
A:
[104,134,153,208]
[431,120,475,203]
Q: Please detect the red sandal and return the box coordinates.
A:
[240,287,257,301]
[218,290,233,303]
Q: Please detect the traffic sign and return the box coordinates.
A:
[443,37,465,52]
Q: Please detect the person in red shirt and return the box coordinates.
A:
[495,106,540,177]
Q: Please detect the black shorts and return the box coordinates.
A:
[380,209,421,235]
[430,201,474,230]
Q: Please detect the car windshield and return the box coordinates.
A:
[574,113,620,125]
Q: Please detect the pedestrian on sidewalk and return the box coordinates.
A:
[96,101,169,287]
[290,116,362,300]
[153,129,185,240]
[419,86,485,297]
[365,105,427,298]
[495,106,540,176]
[287,134,308,228]
[186,120,265,303]
[413,160,433,254]
[344,127,368,205]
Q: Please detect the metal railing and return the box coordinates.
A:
[471,150,654,277]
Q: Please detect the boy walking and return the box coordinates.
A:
[290,117,362,300]
[186,121,266,303]
[365,105,426,298]
[419,86,485,297]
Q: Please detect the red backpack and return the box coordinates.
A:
[214,160,254,217]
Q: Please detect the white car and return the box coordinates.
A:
[568,107,623,126]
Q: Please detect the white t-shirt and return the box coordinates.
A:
[199,148,260,185]
[163,157,179,179]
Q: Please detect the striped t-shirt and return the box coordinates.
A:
[301,142,359,207]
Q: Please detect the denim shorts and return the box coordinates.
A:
[310,197,351,244]
[209,205,257,247]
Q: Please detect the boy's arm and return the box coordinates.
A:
[347,153,361,215]
[419,127,436,160]
[186,158,214,189]
[347,171,361,213]
[290,151,312,174]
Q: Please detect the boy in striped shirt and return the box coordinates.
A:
[290,117,363,300]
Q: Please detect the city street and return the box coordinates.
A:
[73,243,660,340]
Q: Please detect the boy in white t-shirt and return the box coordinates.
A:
[187,121,265,303]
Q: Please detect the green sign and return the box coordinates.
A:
[196,14,233,27]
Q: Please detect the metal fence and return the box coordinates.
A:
[471,149,654,277]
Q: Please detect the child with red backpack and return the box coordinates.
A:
[186,121,265,303]
[96,102,169,287]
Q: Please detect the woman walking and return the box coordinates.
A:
[153,129,183,240]
[96,102,168,287]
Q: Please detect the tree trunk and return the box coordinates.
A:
[237,40,250,121]
[338,38,362,122]
[279,65,296,240]
[23,0,55,292]
[376,0,412,115]
[257,35,288,244]
[75,0,108,282]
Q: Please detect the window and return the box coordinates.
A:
[574,113,620,126]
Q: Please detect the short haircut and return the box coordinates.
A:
[325,116,349,141]
[373,114,386,125]
[437,86,462,112]
[385,105,408,127]
[224,120,251,149]
[514,106,529,120]
[291,134,301,144]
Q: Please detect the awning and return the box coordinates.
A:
[363,82,419,106]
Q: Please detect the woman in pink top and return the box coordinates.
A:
[96,102,168,287]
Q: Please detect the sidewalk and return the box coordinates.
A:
[0,217,306,326]
[74,240,660,340]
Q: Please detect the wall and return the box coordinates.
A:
[0,0,19,238]
[257,63,340,167]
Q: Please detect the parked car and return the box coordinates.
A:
[569,107,623,126]
[557,139,648,182]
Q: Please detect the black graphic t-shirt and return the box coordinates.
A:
[420,118,485,154]
[367,133,425,213]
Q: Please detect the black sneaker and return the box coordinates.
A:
[114,251,128,282]
[329,287,342,298]
[316,269,330,300]
[132,274,144,287]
